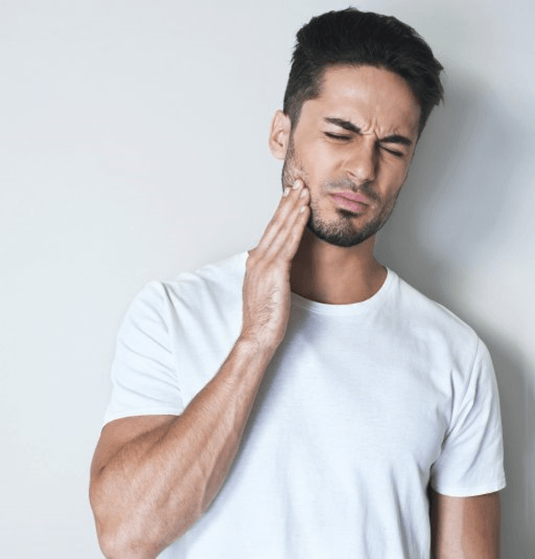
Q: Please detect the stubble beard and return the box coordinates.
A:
[282,137,401,248]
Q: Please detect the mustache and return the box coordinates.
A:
[324,178,380,203]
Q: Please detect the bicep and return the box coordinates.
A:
[429,488,501,559]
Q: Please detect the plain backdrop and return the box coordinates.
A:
[1,0,533,557]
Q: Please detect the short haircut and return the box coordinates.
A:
[283,8,444,136]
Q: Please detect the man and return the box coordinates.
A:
[90,8,506,559]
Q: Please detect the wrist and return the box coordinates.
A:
[235,332,279,362]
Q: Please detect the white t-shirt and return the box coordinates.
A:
[105,252,506,559]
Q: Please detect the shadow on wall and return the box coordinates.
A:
[375,73,534,555]
[376,71,521,289]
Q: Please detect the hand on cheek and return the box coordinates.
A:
[241,180,310,351]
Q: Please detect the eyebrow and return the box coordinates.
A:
[324,117,413,147]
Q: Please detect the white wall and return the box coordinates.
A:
[1,0,533,556]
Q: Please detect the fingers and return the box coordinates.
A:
[280,195,310,259]
[269,187,309,260]
[242,180,310,351]
[258,180,305,245]
[255,180,310,260]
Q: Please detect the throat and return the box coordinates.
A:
[290,230,387,305]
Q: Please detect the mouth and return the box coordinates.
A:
[329,191,370,213]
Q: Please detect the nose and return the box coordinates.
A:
[344,137,377,184]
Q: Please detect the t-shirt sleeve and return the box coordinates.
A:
[430,338,506,496]
[103,281,184,426]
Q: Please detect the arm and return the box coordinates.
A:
[429,488,501,559]
[89,181,310,559]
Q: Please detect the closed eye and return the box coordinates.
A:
[325,132,351,141]
[381,145,404,157]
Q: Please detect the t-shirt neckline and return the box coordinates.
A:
[290,267,396,316]
[240,251,397,316]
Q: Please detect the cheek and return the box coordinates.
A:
[382,183,404,213]
[299,143,337,186]
[380,160,411,188]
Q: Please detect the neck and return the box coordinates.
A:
[290,228,387,305]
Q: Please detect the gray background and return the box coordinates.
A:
[1,0,533,556]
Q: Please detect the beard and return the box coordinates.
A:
[282,137,401,248]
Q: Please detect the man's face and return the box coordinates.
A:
[281,65,421,247]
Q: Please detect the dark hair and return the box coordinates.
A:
[283,8,444,136]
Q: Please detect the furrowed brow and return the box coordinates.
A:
[378,134,413,147]
[325,118,413,147]
[324,117,360,134]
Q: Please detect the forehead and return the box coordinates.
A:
[300,65,420,138]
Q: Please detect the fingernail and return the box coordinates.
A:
[293,179,301,189]
[283,187,290,197]
[300,188,307,198]
[299,205,306,213]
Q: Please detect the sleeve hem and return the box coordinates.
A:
[103,407,182,428]
[430,476,506,497]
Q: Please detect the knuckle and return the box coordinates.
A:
[247,249,257,261]
[246,253,260,269]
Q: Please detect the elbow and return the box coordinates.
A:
[95,531,128,559]
[90,482,149,559]
[93,516,156,559]
[99,539,153,559]
[91,513,126,559]
[90,487,192,559]
[89,476,202,558]
[95,519,189,559]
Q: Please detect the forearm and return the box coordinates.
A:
[91,337,274,559]
[91,182,310,558]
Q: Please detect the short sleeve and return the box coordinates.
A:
[430,339,506,496]
[103,282,184,426]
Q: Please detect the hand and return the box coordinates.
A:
[240,179,310,353]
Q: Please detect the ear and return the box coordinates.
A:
[268,110,292,160]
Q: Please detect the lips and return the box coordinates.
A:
[330,191,371,213]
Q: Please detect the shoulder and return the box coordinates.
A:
[390,270,481,356]
[129,252,247,320]
[165,251,246,305]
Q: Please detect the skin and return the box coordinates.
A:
[90,65,501,558]
[429,488,501,558]
[270,65,420,304]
